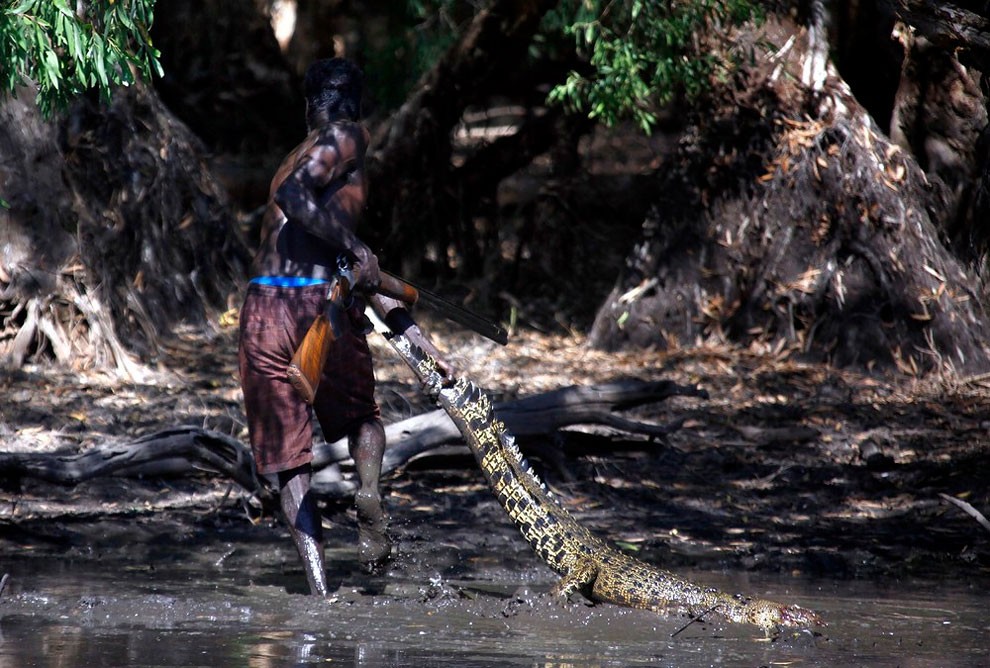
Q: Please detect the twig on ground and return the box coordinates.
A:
[671,604,719,637]
[209,482,234,515]
[939,493,990,535]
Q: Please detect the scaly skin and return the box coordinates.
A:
[386,333,823,633]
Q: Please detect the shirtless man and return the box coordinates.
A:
[238,58,451,596]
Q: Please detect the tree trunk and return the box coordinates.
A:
[0,90,77,367]
[589,14,990,375]
[888,29,989,260]
[149,0,304,213]
[886,0,990,69]
[365,0,560,276]
[150,0,303,158]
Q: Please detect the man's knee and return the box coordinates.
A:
[276,464,312,490]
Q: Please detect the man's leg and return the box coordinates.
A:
[348,418,392,571]
[278,465,329,596]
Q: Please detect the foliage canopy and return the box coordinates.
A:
[0,0,161,117]
[0,0,758,132]
[365,1,761,129]
[546,0,761,132]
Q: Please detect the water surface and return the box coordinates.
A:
[1,545,986,667]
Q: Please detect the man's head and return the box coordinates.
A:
[304,58,363,129]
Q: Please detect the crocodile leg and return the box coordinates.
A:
[549,558,599,600]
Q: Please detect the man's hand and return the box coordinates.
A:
[372,297,458,378]
[351,245,381,291]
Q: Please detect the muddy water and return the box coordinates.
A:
[1,538,987,668]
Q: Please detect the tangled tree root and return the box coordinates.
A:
[590,24,990,375]
[1,81,248,378]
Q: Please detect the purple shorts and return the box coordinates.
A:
[238,282,380,475]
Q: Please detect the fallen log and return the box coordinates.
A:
[0,378,706,504]
[314,378,706,493]
[0,427,267,500]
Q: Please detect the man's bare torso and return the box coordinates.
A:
[251,121,370,280]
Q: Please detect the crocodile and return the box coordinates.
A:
[385,332,823,633]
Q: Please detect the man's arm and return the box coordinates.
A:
[273,131,380,287]
[273,141,358,244]
[369,293,457,377]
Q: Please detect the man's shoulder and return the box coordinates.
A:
[314,120,365,141]
[322,121,371,153]
[275,122,367,176]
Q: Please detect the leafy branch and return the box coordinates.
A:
[0,0,162,116]
[546,0,761,132]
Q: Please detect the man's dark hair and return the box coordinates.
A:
[304,58,363,126]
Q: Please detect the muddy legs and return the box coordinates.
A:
[349,419,392,572]
[278,466,329,597]
[276,418,390,593]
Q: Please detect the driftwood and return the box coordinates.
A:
[313,378,706,492]
[0,378,705,503]
[0,427,268,500]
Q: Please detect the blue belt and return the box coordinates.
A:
[249,276,329,287]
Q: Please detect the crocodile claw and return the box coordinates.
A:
[421,374,446,400]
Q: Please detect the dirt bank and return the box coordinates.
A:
[2,322,989,587]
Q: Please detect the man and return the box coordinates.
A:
[238,58,452,596]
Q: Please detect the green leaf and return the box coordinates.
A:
[93,39,108,87]
[149,48,163,78]
[66,20,81,60]
[51,0,74,19]
[583,22,596,46]
[615,541,641,552]
[43,49,60,89]
[6,0,37,15]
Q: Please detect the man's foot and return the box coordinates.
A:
[354,489,393,573]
